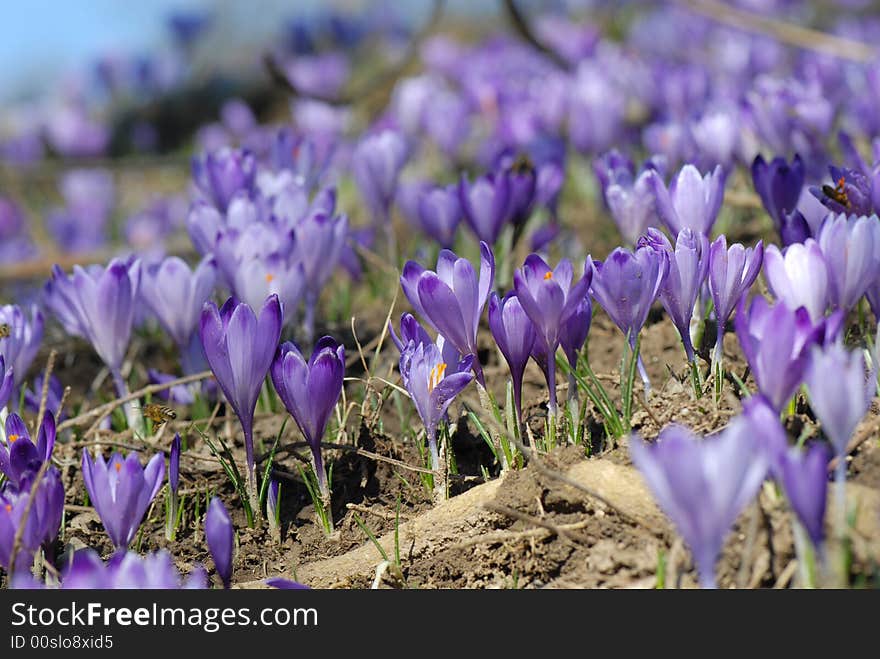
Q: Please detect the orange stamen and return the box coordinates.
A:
[544,271,553,280]
[4,504,10,513]
[7,434,18,443]
[428,362,448,392]
[114,462,122,472]
[265,273,275,284]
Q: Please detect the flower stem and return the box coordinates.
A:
[312,445,333,533]
[243,425,259,519]
[112,370,144,436]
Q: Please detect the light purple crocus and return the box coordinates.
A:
[0,467,64,573]
[640,228,709,362]
[735,296,840,413]
[588,246,666,392]
[293,212,348,342]
[707,235,764,363]
[0,305,44,388]
[81,451,164,550]
[53,548,207,589]
[401,242,495,385]
[206,496,234,588]
[488,292,536,425]
[0,412,55,490]
[351,129,408,224]
[816,213,880,312]
[266,480,280,529]
[593,150,663,246]
[399,182,461,248]
[649,164,726,236]
[200,294,283,510]
[192,147,256,212]
[232,253,305,326]
[141,255,217,349]
[763,241,828,322]
[513,255,592,414]
[398,341,474,473]
[630,421,768,589]
[270,337,344,500]
[777,443,831,549]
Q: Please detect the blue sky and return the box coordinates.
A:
[0,0,497,101]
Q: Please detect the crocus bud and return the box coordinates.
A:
[206,496,234,589]
[751,154,804,235]
[169,433,181,496]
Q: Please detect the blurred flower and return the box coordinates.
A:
[0,357,13,410]
[0,304,43,388]
[707,236,763,362]
[513,255,591,414]
[270,338,344,499]
[141,256,217,349]
[200,295,282,507]
[0,467,64,573]
[649,164,726,236]
[46,548,207,589]
[777,443,831,548]
[398,181,461,248]
[763,241,828,322]
[401,243,494,385]
[488,292,535,424]
[351,130,408,223]
[458,171,512,245]
[192,148,257,212]
[231,253,305,327]
[816,213,880,312]
[751,154,805,239]
[630,421,768,588]
[206,497,234,589]
[81,451,164,550]
[593,151,662,246]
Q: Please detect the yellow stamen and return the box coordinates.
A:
[543,271,553,280]
[114,462,122,473]
[265,273,275,284]
[428,362,448,392]
[7,434,18,443]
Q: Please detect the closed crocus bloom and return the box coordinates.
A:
[200,294,283,509]
[708,235,763,362]
[270,338,344,499]
[213,222,297,289]
[417,184,461,248]
[399,341,473,472]
[735,296,835,412]
[594,151,660,245]
[192,147,256,212]
[0,412,55,489]
[186,202,225,256]
[169,433,181,496]
[0,356,13,410]
[488,292,536,424]
[458,171,512,245]
[232,253,305,325]
[0,305,44,388]
[751,154,805,234]
[763,241,828,322]
[805,342,873,457]
[0,467,64,572]
[81,451,164,550]
[206,497,234,589]
[351,129,408,222]
[816,213,880,312]
[141,255,217,348]
[630,421,768,589]
[812,166,874,217]
[57,548,207,589]
[389,312,433,354]
[293,212,348,341]
[514,255,591,414]
[401,242,495,385]
[777,443,831,548]
[640,228,709,362]
[559,294,592,371]
[649,164,726,236]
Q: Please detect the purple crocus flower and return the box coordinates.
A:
[270,338,344,500]
[811,166,874,217]
[816,213,880,312]
[593,150,663,246]
[232,253,305,326]
[399,182,461,248]
[0,412,55,489]
[200,294,283,510]
[513,255,591,414]
[0,467,64,573]
[266,479,280,528]
[777,443,831,548]
[763,241,828,322]
[192,147,256,212]
[169,433,181,496]
[81,451,164,550]
[751,154,805,236]
[735,296,839,413]
[630,422,768,588]
[458,172,511,246]
[559,295,592,372]
[640,228,709,362]
[206,496,234,589]
[389,312,433,354]
[398,341,473,473]
[649,164,726,236]
[147,370,197,405]
[141,255,217,349]
[588,246,667,392]
[22,375,65,422]
[488,292,535,425]
[0,356,13,410]
[293,212,348,342]
[55,548,207,589]
[805,342,873,458]
[266,577,310,589]
[0,304,44,388]
[351,129,408,223]
[707,235,764,363]
[400,242,495,385]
